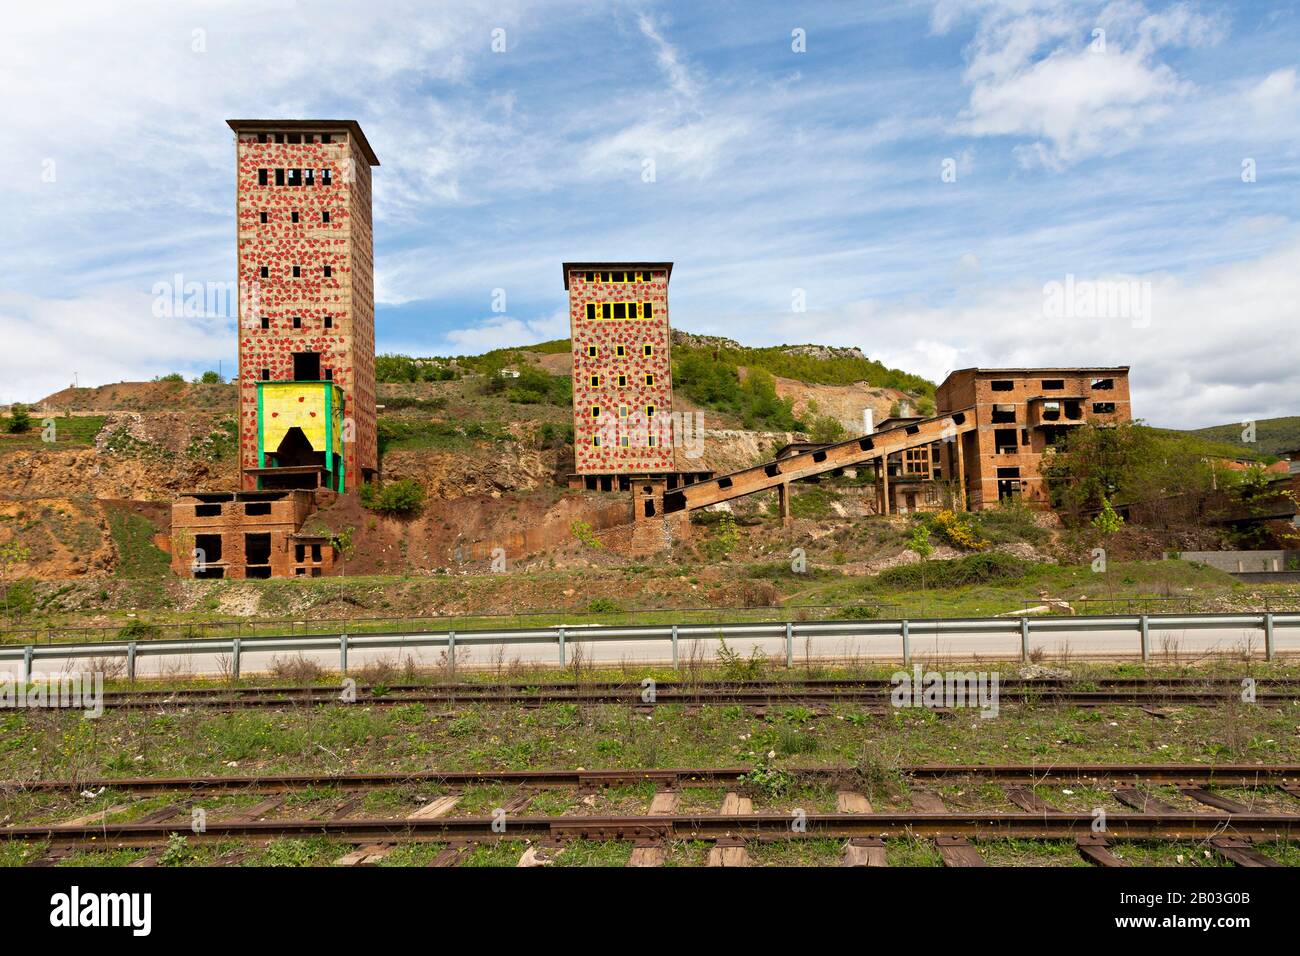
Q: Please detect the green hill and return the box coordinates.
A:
[1180,416,1300,458]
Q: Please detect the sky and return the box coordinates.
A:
[0,0,1297,429]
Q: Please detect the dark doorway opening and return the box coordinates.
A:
[293,352,321,381]
[245,532,272,566]
[194,533,223,565]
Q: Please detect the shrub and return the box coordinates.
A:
[930,509,988,551]
[586,597,620,614]
[197,370,223,384]
[808,415,845,444]
[4,404,32,434]
[873,552,1035,590]
[360,478,425,515]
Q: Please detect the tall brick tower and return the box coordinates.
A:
[227,120,379,494]
[564,263,676,486]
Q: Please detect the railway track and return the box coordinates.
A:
[30,676,1297,711]
[7,762,1300,794]
[7,762,1298,866]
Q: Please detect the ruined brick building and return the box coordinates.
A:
[935,367,1131,509]
[171,120,379,579]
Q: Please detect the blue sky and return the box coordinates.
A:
[1,0,1298,428]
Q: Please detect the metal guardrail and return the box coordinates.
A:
[1,612,1297,681]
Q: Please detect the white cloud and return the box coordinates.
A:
[636,13,700,102]
[689,236,1300,429]
[0,290,234,403]
[427,309,569,357]
[946,1,1222,167]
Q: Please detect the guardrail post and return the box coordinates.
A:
[1020,617,1030,663]
[127,641,137,683]
[340,633,348,674]
[671,624,679,670]
[902,619,910,665]
[1264,613,1274,662]
[231,639,241,681]
[1139,615,1149,663]
[785,622,793,668]
[558,627,567,667]
[448,630,456,677]
[22,645,33,684]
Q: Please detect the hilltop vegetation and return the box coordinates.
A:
[1179,416,1300,458]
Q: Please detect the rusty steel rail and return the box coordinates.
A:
[48,686,1298,712]
[8,763,1300,795]
[6,811,1300,847]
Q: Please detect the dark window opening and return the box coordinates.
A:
[644,302,653,318]
[718,476,733,489]
[261,369,270,381]
[991,404,1016,424]
[194,533,222,562]
[295,544,306,562]
[321,133,332,144]
[321,168,332,185]
[259,266,269,278]
[643,498,656,518]
[322,210,330,222]
[247,566,273,579]
[293,352,321,381]
[245,502,271,516]
[260,316,269,330]
[585,304,595,320]
[257,168,268,186]
[323,265,332,277]
[1092,401,1116,414]
[663,490,686,513]
[994,428,1018,454]
[292,265,301,278]
[287,133,301,144]
[269,427,325,482]
[275,168,285,186]
[256,133,267,144]
[764,463,781,478]
[311,543,322,562]
[259,211,268,223]
[194,566,225,579]
[303,168,314,186]
[324,316,333,329]
[952,412,965,425]
[286,168,302,186]
[1091,378,1115,390]
[991,380,1014,391]
[905,424,920,435]
[195,503,222,517]
[812,450,827,463]
[858,437,874,451]
[295,567,305,576]
[1021,429,1030,446]
[244,532,272,566]
[272,133,284,144]
[1041,379,1065,390]
[293,316,302,328]
[291,211,299,223]
[324,369,333,381]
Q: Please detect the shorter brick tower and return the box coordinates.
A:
[564,262,676,482]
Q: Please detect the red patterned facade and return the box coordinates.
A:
[565,263,676,475]
[228,120,379,493]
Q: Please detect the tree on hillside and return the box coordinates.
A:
[5,404,32,434]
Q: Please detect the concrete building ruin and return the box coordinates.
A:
[172,119,380,579]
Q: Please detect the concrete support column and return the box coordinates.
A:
[777,482,791,527]
[955,435,968,512]
[881,460,891,515]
